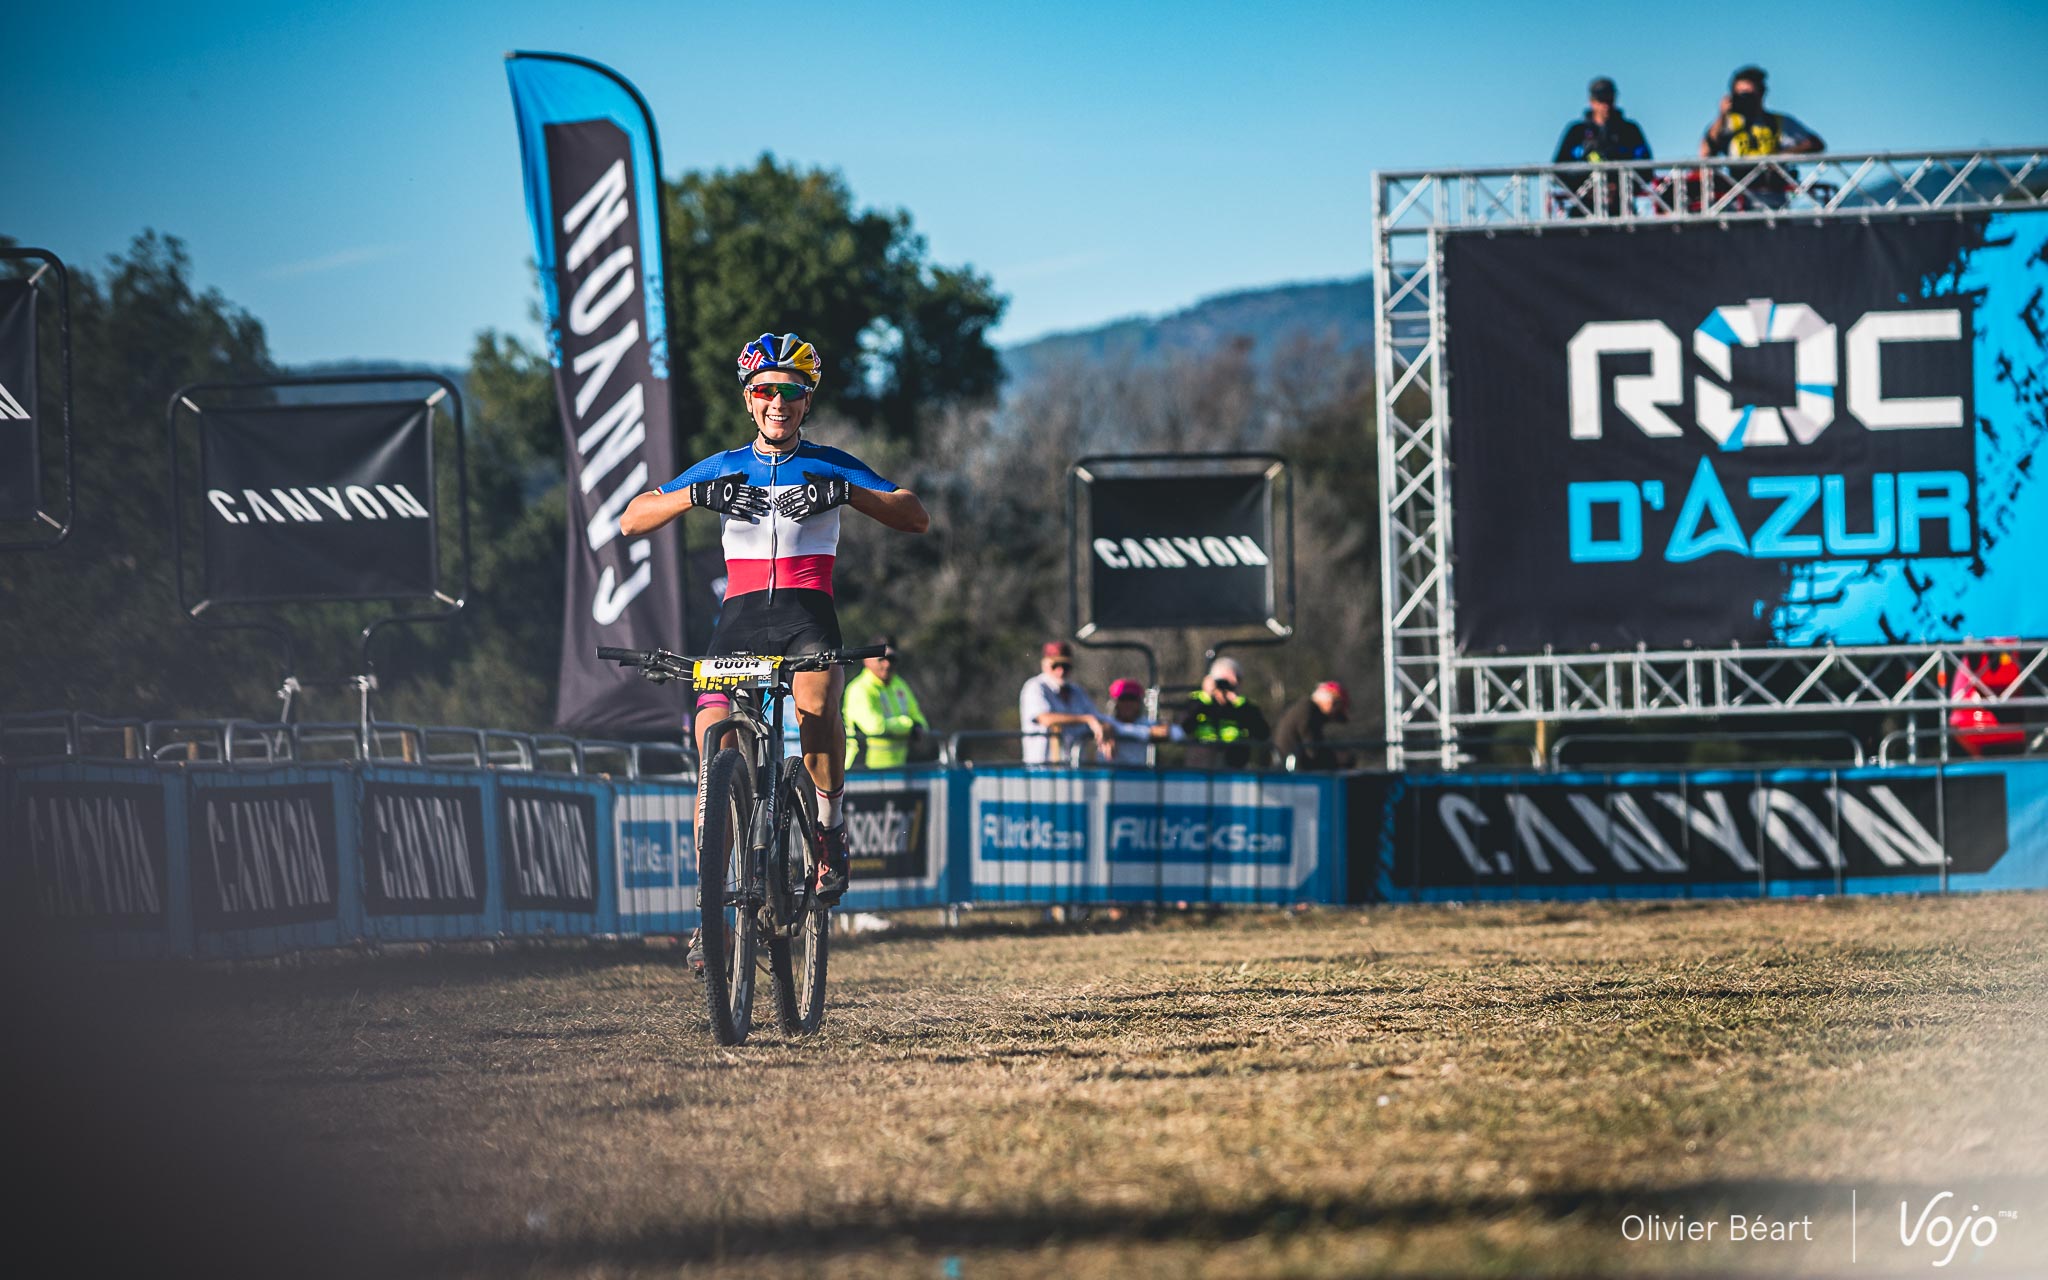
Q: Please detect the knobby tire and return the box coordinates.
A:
[769,756,830,1034]
[696,747,758,1045]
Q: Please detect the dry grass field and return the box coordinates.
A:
[22,895,2048,1278]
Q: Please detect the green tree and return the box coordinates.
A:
[0,233,286,717]
[373,330,563,730]
[667,155,1004,457]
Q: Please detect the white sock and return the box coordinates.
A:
[816,785,843,829]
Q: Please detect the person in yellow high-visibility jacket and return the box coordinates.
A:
[842,636,929,769]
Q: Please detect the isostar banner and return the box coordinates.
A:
[0,279,37,521]
[1444,210,2048,651]
[1086,472,1277,630]
[198,402,436,604]
[844,786,931,882]
[507,53,685,732]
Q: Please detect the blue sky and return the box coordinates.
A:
[5,0,2044,367]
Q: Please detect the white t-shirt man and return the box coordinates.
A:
[1018,644,1102,764]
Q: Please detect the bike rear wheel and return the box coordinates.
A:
[696,747,759,1045]
[769,757,829,1034]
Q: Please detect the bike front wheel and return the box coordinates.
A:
[769,757,829,1034]
[696,747,759,1045]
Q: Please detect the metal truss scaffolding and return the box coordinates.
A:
[1371,146,2048,765]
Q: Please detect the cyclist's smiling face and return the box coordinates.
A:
[746,371,811,451]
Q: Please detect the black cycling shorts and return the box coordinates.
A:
[697,589,841,709]
[705,587,842,658]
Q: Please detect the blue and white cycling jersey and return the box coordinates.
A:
[660,440,897,599]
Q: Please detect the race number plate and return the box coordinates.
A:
[692,655,779,690]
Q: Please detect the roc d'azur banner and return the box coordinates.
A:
[1445,210,2048,652]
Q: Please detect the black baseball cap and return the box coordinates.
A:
[1588,76,1617,101]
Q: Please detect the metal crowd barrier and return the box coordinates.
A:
[1877,721,2048,766]
[1549,729,1868,771]
[0,711,694,779]
[21,711,2048,778]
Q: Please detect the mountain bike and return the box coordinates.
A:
[598,643,883,1044]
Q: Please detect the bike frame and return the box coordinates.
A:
[698,681,798,903]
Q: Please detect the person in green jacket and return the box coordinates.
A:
[842,635,929,769]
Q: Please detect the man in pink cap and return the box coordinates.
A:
[1100,678,1185,765]
[1018,640,1106,765]
[1271,679,1352,771]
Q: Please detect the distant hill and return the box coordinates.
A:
[999,275,1373,393]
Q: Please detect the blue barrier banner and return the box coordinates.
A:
[1942,758,2048,894]
[188,779,340,928]
[499,783,600,913]
[967,769,1337,904]
[10,776,169,925]
[8,755,2041,960]
[613,784,694,933]
[361,777,488,916]
[1376,765,2023,902]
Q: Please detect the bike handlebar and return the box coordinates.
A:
[595,644,886,681]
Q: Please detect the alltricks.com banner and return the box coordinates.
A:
[507,53,687,734]
[1444,210,2048,652]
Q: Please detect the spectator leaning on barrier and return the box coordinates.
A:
[1552,76,1651,216]
[842,634,929,769]
[1177,656,1270,770]
[1100,677,1186,765]
[1019,641,1106,765]
[1700,65,1824,162]
[1271,680,1351,772]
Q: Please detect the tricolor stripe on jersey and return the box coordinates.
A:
[660,440,898,599]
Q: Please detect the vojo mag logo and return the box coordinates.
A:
[1897,1191,2012,1268]
[1564,298,1969,565]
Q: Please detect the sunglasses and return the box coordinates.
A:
[747,382,813,402]
[1048,661,1072,671]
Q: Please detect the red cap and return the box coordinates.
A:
[1042,641,1074,660]
[1316,681,1350,717]
[1108,678,1143,700]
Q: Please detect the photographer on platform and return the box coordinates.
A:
[1701,66,1824,167]
[1552,76,1651,216]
